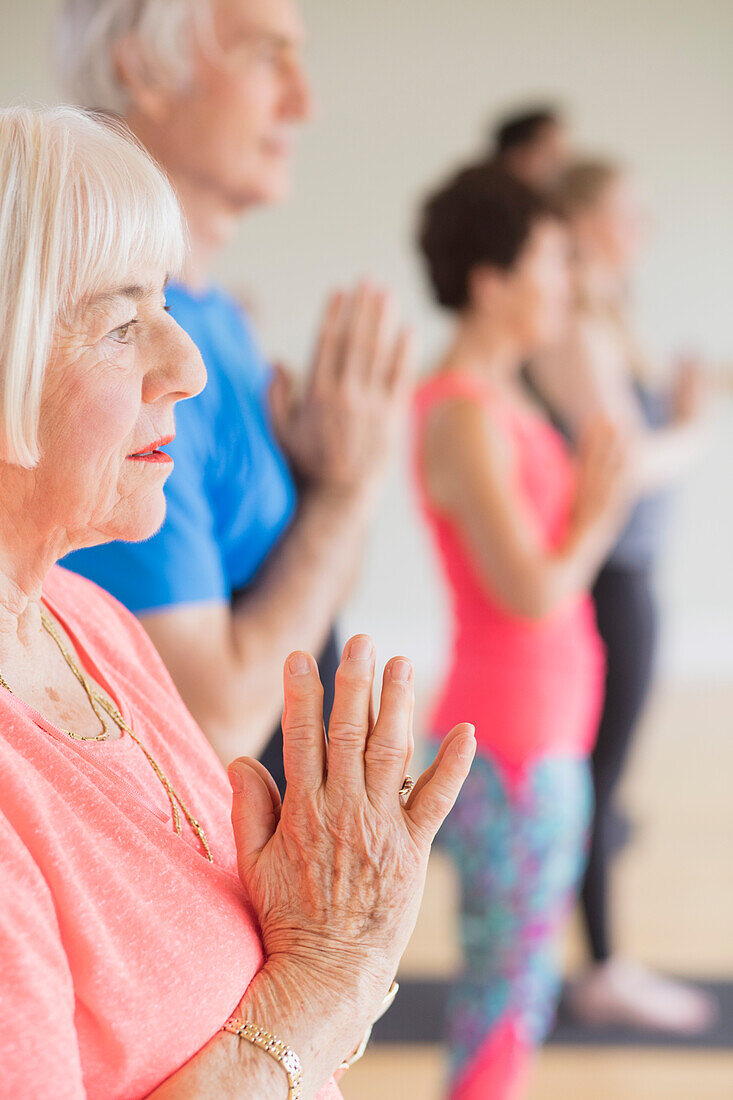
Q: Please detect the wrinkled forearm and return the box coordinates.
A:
[146,1021,286,1100]
[233,956,377,1100]
[147,948,384,1100]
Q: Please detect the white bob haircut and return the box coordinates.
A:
[55,0,208,114]
[0,105,186,467]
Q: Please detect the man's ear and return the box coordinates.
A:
[112,32,173,122]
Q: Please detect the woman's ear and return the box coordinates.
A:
[112,32,173,123]
[468,264,503,315]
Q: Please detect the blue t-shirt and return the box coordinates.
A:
[65,283,298,613]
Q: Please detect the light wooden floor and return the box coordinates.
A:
[343,684,733,1100]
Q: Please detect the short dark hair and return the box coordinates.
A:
[494,107,561,153]
[418,164,559,311]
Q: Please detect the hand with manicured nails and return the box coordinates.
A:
[269,283,414,491]
[227,635,475,1089]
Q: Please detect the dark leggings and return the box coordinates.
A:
[258,627,340,798]
[582,565,658,962]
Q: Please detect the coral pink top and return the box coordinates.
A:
[0,566,340,1100]
[414,371,605,784]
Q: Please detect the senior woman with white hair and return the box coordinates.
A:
[0,105,475,1100]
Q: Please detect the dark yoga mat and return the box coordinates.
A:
[371,979,733,1049]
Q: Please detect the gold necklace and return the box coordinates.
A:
[0,608,213,862]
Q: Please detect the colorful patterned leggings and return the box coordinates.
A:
[438,751,592,1100]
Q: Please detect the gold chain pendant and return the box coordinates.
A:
[0,606,213,862]
[64,727,113,743]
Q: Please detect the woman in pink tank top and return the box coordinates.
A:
[414,164,629,1098]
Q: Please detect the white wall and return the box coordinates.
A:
[3,0,733,695]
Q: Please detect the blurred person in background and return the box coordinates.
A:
[57,0,412,789]
[489,105,572,190]
[528,158,715,1033]
[414,164,630,1099]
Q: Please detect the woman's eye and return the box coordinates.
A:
[108,320,138,343]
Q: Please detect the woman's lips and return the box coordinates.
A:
[126,450,173,464]
[126,435,175,464]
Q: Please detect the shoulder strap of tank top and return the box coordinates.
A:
[412,371,512,501]
[414,369,503,422]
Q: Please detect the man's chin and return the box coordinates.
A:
[227,163,293,210]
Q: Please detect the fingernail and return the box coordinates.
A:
[455,736,476,763]
[288,653,310,676]
[347,636,373,661]
[390,658,412,682]
[228,767,244,793]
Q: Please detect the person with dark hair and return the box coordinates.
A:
[491,105,571,189]
[414,163,630,1098]
[529,159,716,1034]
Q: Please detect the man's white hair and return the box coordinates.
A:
[55,0,207,114]
[0,106,186,467]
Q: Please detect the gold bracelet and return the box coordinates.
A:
[222,1017,303,1099]
[339,980,400,1071]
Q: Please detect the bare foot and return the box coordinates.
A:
[567,958,718,1035]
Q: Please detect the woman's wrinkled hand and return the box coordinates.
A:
[268,283,413,492]
[228,635,475,1030]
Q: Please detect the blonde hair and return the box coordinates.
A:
[0,105,186,467]
[55,0,207,114]
[555,158,656,381]
[553,158,623,217]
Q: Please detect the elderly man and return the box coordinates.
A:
[59,0,411,780]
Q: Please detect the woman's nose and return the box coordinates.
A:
[145,324,207,405]
[286,61,314,122]
[175,337,207,402]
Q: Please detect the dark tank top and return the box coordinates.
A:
[525,371,672,571]
[608,386,671,569]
